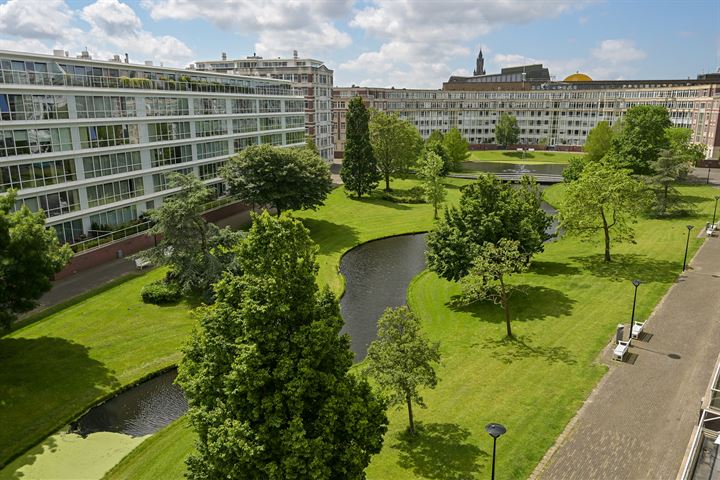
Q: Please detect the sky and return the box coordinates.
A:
[0,0,718,88]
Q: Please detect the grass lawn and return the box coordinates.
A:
[105,181,717,479]
[0,267,194,468]
[465,150,578,165]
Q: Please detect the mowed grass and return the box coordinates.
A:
[465,149,577,165]
[0,267,194,468]
[106,181,717,480]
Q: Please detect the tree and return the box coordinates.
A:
[495,113,519,148]
[223,144,332,216]
[365,306,440,435]
[562,155,589,182]
[456,239,529,338]
[177,212,388,479]
[145,173,243,294]
[560,163,650,262]
[341,96,381,197]
[305,133,318,154]
[442,128,470,172]
[417,150,446,219]
[583,121,614,163]
[426,174,552,281]
[424,136,451,176]
[606,105,672,175]
[0,191,72,329]
[665,126,706,167]
[369,111,423,191]
[426,131,444,145]
[647,149,691,216]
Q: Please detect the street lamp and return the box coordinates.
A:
[682,225,694,272]
[485,423,506,480]
[629,279,641,341]
[712,196,720,228]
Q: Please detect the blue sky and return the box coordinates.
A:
[0,0,718,88]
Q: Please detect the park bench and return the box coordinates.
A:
[135,257,151,269]
[707,223,716,236]
[613,340,630,361]
[631,322,646,339]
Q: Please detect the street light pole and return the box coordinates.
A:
[682,225,694,272]
[712,196,720,228]
[630,279,641,340]
[485,423,506,480]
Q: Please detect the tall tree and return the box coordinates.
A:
[427,174,552,281]
[305,133,319,154]
[177,212,388,479]
[145,173,243,294]
[365,306,440,435]
[341,96,380,197]
[647,149,691,216]
[442,128,470,172]
[606,105,672,175]
[424,135,451,176]
[0,191,72,329]
[223,144,332,216]
[583,121,614,163]
[416,150,446,219]
[369,111,423,191]
[560,163,649,262]
[457,239,529,338]
[495,113,519,148]
[665,126,706,167]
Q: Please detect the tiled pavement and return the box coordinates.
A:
[533,236,720,480]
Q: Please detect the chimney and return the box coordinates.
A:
[221,52,227,61]
[124,53,129,64]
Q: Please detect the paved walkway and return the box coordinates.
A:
[533,235,720,480]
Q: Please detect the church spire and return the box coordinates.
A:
[473,48,486,76]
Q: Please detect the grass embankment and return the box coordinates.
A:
[0,268,194,468]
[106,181,717,480]
[465,150,577,165]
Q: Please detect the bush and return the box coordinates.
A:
[380,186,426,204]
[141,280,180,305]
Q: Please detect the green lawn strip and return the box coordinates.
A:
[0,267,195,468]
[465,150,579,165]
[104,183,716,479]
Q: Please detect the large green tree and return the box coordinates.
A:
[426,174,552,281]
[583,121,614,163]
[369,111,423,191]
[495,113,519,148]
[560,163,649,262]
[0,191,72,329]
[647,149,691,216]
[365,306,440,435]
[424,134,451,176]
[177,212,388,479]
[145,174,243,294]
[341,96,381,197]
[606,105,672,175]
[416,150,446,219]
[442,128,470,172]
[223,144,332,216]
[665,127,706,166]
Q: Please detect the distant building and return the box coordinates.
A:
[194,51,334,161]
[473,49,485,76]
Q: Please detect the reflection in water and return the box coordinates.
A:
[75,369,186,436]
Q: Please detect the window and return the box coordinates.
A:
[231,98,257,114]
[0,93,69,121]
[286,131,305,144]
[234,137,257,151]
[147,122,191,142]
[232,118,257,133]
[75,96,136,118]
[89,205,138,230]
[0,128,72,157]
[259,99,281,113]
[150,144,192,167]
[285,115,304,129]
[285,99,304,112]
[83,151,142,179]
[194,97,226,115]
[86,177,145,207]
[198,161,225,180]
[196,140,228,160]
[145,97,189,116]
[195,119,228,137]
[1,158,76,191]
[79,124,139,149]
[152,168,193,192]
[259,117,282,131]
[260,133,283,146]
[15,189,80,217]
[53,219,84,244]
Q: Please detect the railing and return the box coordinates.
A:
[71,220,153,253]
[0,69,304,97]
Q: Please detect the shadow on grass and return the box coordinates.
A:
[300,218,360,255]
[569,253,678,283]
[391,422,488,480]
[529,261,580,276]
[0,337,119,467]
[449,285,575,323]
[502,151,537,160]
[0,435,58,478]
[355,195,412,210]
[480,335,576,365]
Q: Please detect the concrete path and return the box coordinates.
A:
[533,236,720,480]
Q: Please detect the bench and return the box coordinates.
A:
[613,340,630,361]
[631,322,645,339]
[135,257,151,269]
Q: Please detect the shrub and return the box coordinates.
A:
[380,186,426,204]
[141,280,180,305]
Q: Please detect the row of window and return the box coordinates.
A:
[0,127,72,157]
[152,168,193,192]
[86,177,144,208]
[0,159,76,191]
[76,96,136,118]
[79,124,139,149]
[0,94,69,121]
[15,189,80,218]
[83,151,142,179]
[148,121,191,142]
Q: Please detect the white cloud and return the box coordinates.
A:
[0,0,74,39]
[591,39,646,63]
[81,0,141,37]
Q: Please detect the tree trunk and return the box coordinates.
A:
[406,393,415,434]
[433,202,438,220]
[499,276,512,338]
[662,184,668,214]
[600,207,611,262]
[385,173,391,192]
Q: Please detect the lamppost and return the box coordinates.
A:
[682,225,694,272]
[485,423,506,480]
[712,196,720,228]
[629,279,641,340]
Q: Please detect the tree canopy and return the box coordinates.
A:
[177,212,388,479]
[365,306,440,435]
[583,121,614,163]
[495,113,519,147]
[665,127,706,166]
[606,105,672,175]
[0,191,72,329]
[341,96,381,197]
[426,174,552,281]
[417,150,447,220]
[442,128,470,172]
[647,149,692,216]
[369,111,423,191]
[222,144,332,216]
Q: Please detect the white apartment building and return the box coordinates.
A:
[0,50,306,244]
[194,52,334,161]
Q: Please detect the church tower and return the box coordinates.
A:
[473,48,486,76]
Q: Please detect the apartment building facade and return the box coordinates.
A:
[332,78,720,159]
[194,52,334,162]
[0,50,306,244]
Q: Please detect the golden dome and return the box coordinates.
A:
[564,72,593,82]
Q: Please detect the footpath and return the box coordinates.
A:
[533,234,720,479]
